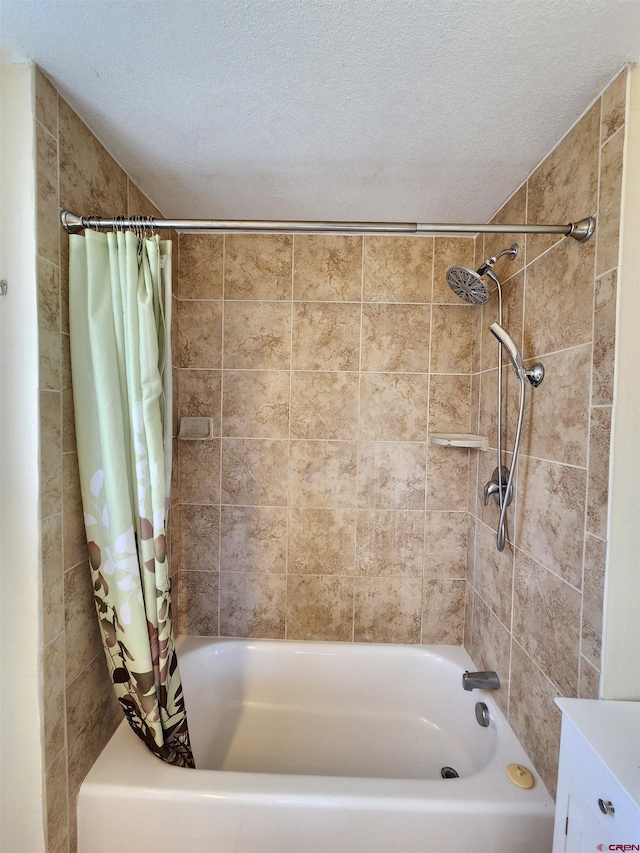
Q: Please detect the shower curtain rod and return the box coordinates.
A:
[60,210,596,242]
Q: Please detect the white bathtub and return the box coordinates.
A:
[78,638,554,853]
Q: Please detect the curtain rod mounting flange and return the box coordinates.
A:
[59,210,596,242]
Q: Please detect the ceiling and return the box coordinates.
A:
[2,0,639,224]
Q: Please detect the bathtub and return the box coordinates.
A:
[78,638,554,853]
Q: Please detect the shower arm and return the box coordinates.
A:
[59,210,597,241]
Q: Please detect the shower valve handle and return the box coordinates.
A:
[484,480,501,506]
[484,467,513,507]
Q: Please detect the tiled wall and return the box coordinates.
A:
[175,234,478,643]
[35,68,173,853]
[465,69,627,795]
[35,62,627,846]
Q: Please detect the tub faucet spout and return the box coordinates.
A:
[462,670,500,691]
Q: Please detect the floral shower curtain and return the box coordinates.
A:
[69,229,194,768]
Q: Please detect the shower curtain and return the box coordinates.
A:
[69,229,194,768]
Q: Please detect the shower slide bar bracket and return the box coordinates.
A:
[60,210,596,241]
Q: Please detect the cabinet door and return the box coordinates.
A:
[563,779,614,853]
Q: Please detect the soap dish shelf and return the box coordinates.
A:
[178,417,214,440]
[429,433,488,451]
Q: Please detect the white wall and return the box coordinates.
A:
[602,64,640,701]
[0,63,45,852]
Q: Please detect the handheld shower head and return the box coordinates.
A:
[446,243,518,305]
[489,322,524,375]
[490,322,545,387]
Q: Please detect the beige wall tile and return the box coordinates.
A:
[601,69,627,143]
[422,579,465,644]
[432,237,475,303]
[578,657,600,699]
[596,129,624,276]
[513,550,581,697]
[586,406,611,539]
[523,237,595,358]
[41,391,62,518]
[485,185,528,275]
[361,304,431,372]
[354,577,422,643]
[68,793,78,853]
[220,506,287,573]
[288,508,356,575]
[221,438,288,506]
[63,457,88,566]
[225,234,292,300]
[290,440,357,508]
[355,510,424,577]
[359,373,428,442]
[220,572,286,638]
[179,439,221,504]
[45,749,68,853]
[358,442,426,510]
[178,369,221,430]
[294,235,361,301]
[592,270,617,405]
[38,259,61,390]
[292,302,360,370]
[287,576,354,641]
[225,301,292,369]
[581,533,605,669]
[524,345,591,467]
[42,634,65,768]
[178,234,223,299]
[363,236,432,303]
[224,370,290,438]
[515,455,587,588]
[59,96,128,216]
[463,583,474,650]
[35,67,58,136]
[468,594,510,715]
[428,374,471,435]
[66,652,121,796]
[61,333,72,390]
[425,444,469,511]
[508,641,562,797]
[177,571,219,635]
[290,371,358,439]
[42,513,64,645]
[64,561,102,685]
[430,305,473,373]
[62,388,76,454]
[474,520,514,629]
[178,300,222,368]
[424,511,467,579]
[466,514,476,586]
[180,505,220,571]
[36,122,60,266]
[527,101,600,261]
[126,180,162,219]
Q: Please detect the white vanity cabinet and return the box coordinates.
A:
[553,699,640,853]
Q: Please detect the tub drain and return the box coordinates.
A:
[441,766,459,779]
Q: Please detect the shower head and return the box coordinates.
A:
[445,243,518,305]
[446,265,491,304]
[489,322,524,375]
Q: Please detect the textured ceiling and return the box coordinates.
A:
[2,0,639,223]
